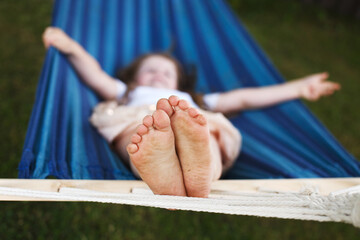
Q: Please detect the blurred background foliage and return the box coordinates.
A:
[0,0,359,239]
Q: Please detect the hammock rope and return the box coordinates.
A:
[1,185,359,227]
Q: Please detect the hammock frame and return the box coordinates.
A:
[2,178,359,201]
[2,178,360,228]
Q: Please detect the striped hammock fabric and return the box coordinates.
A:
[18,0,360,179]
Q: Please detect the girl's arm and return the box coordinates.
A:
[211,72,340,114]
[42,27,119,100]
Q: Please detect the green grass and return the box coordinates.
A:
[0,0,359,239]
[229,0,360,159]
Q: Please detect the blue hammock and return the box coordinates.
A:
[19,0,360,180]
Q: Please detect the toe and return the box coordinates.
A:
[195,114,207,126]
[152,110,171,130]
[178,99,190,110]
[187,108,207,125]
[131,134,142,144]
[143,115,154,128]
[127,143,139,154]
[169,95,180,106]
[136,124,149,136]
[156,98,174,117]
[187,108,200,118]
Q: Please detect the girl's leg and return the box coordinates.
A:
[113,126,141,178]
[157,97,222,198]
[209,133,223,181]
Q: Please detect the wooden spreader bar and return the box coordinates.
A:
[1,178,359,201]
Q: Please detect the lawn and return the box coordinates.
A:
[0,0,359,239]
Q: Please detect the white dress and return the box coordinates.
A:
[90,80,241,169]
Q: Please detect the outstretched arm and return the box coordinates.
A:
[42,27,119,100]
[212,72,341,114]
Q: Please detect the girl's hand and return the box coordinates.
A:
[299,72,341,101]
[42,27,74,54]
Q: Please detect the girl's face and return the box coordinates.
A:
[135,55,178,89]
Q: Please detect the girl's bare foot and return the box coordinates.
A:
[127,110,186,196]
[157,97,216,198]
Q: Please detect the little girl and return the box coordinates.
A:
[43,27,340,198]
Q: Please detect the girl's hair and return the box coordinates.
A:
[116,53,195,91]
[116,53,204,107]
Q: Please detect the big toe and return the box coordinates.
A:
[153,110,171,130]
[156,98,174,117]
